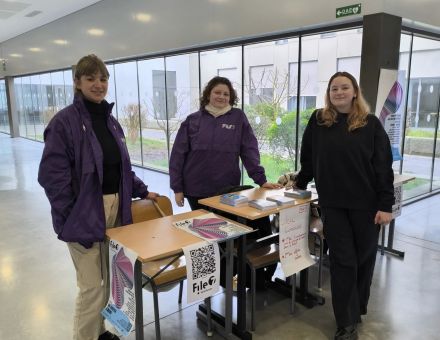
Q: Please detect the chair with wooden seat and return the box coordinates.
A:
[131,196,186,340]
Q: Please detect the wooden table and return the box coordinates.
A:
[199,187,318,220]
[106,209,252,340]
[199,187,323,329]
[378,173,416,258]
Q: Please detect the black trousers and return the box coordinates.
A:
[186,196,205,211]
[321,208,380,328]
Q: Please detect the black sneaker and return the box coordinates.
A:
[334,325,358,340]
[98,331,120,340]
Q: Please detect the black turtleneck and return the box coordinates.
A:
[84,99,121,194]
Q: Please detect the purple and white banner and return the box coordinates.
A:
[102,240,138,337]
[375,68,405,161]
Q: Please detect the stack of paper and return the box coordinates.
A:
[248,199,278,211]
[220,193,249,206]
[266,195,296,206]
[284,189,312,199]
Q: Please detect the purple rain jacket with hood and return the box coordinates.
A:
[169,107,266,197]
[38,94,149,248]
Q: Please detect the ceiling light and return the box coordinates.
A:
[53,39,68,45]
[134,13,152,23]
[9,53,23,58]
[87,28,104,36]
[28,47,42,52]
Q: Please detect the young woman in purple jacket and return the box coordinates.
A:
[38,55,158,340]
[169,76,281,209]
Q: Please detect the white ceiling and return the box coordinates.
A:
[0,0,102,42]
[0,0,440,77]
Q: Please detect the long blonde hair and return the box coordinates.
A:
[317,71,370,131]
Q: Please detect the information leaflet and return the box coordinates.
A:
[102,240,138,337]
[392,182,403,219]
[183,241,220,303]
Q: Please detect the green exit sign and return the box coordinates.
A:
[336,4,362,18]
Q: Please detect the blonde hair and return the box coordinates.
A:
[74,54,109,94]
[317,71,370,132]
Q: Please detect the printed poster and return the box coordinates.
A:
[183,241,220,303]
[279,204,315,277]
[102,239,138,337]
[375,68,405,161]
[173,213,251,241]
[392,182,403,219]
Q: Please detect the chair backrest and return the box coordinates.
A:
[131,196,173,223]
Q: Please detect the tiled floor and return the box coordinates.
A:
[0,133,439,340]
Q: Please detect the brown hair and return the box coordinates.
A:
[74,54,109,94]
[318,71,370,131]
[199,76,238,109]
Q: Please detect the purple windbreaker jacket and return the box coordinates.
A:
[169,108,266,197]
[38,94,149,247]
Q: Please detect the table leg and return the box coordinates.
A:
[387,219,396,248]
[224,239,233,336]
[377,219,405,258]
[197,233,252,340]
[273,268,325,308]
[236,234,247,332]
[134,260,144,340]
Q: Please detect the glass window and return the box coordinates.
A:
[40,73,55,125]
[243,39,298,183]
[114,61,142,165]
[433,113,440,192]
[30,74,44,141]
[289,60,319,112]
[64,69,74,106]
[399,35,440,199]
[248,65,274,105]
[337,56,361,82]
[166,53,200,163]
[0,79,9,134]
[14,77,26,136]
[137,58,169,171]
[106,64,117,110]
[51,71,66,113]
[21,76,36,139]
[200,46,242,104]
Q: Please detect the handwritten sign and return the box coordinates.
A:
[279,204,315,277]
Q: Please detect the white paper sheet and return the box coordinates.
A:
[279,204,315,277]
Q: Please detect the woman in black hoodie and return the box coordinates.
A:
[295,71,394,340]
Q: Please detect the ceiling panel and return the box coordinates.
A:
[0,0,30,12]
[0,0,102,42]
[0,11,17,19]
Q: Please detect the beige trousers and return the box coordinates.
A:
[67,193,120,340]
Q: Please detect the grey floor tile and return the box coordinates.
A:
[1,133,439,340]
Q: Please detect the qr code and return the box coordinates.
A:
[394,185,402,203]
[189,244,216,280]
